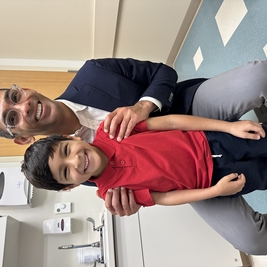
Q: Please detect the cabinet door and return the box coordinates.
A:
[0,216,20,267]
[139,205,242,267]
[0,70,76,156]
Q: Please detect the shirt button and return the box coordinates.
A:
[110,161,114,166]
[120,160,125,165]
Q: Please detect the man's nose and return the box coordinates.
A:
[14,101,30,117]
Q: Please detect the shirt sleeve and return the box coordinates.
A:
[139,96,162,111]
[129,121,149,135]
[97,188,155,207]
[134,189,155,207]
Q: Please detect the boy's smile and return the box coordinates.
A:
[48,137,107,187]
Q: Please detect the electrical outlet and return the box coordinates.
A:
[54,202,71,214]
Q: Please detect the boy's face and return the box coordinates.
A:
[48,137,106,187]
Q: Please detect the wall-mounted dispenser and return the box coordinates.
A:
[0,161,33,209]
[43,217,72,235]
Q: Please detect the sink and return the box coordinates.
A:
[58,208,116,267]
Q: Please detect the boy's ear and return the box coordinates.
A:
[13,136,36,145]
[61,184,80,191]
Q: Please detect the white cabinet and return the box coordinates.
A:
[113,214,143,267]
[0,216,20,267]
[114,205,243,267]
[139,205,242,267]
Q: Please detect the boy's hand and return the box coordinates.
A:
[96,187,141,216]
[229,120,265,140]
[215,173,246,196]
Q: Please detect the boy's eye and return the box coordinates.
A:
[64,167,68,180]
[64,144,68,156]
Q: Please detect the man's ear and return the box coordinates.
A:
[22,88,36,92]
[63,135,81,141]
[13,136,36,145]
[61,184,80,191]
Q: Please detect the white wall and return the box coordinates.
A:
[0,0,94,61]
[0,0,199,70]
[114,0,192,62]
[0,156,104,267]
[0,181,103,267]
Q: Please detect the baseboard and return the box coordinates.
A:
[240,251,252,267]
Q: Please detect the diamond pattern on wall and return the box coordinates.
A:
[193,46,203,71]
[215,0,248,46]
[263,43,267,58]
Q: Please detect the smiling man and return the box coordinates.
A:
[0,85,80,142]
[1,58,267,255]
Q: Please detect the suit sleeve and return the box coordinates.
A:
[86,58,178,111]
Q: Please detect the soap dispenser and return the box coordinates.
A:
[43,217,72,235]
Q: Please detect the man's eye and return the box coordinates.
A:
[11,91,21,103]
[7,111,18,126]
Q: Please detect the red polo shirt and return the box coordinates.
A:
[92,121,213,206]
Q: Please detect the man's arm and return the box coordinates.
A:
[88,58,178,106]
[146,114,265,140]
[152,173,246,206]
[96,58,177,141]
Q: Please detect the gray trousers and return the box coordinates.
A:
[191,59,267,255]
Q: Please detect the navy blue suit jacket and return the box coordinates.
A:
[56,58,207,186]
[57,58,207,115]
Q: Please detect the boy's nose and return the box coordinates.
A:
[73,154,81,170]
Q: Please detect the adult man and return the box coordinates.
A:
[1,58,267,255]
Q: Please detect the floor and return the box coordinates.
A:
[174,0,267,266]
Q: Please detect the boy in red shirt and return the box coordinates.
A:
[22,115,265,206]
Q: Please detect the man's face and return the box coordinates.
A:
[48,138,105,186]
[0,87,66,139]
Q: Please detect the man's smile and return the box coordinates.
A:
[36,102,42,121]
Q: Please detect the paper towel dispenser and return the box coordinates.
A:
[0,160,33,209]
[0,172,4,200]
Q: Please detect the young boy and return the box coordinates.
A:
[22,115,266,206]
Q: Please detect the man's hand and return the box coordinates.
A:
[215,173,246,196]
[96,187,141,216]
[104,100,157,141]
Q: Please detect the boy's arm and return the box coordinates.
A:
[151,173,246,206]
[145,115,265,140]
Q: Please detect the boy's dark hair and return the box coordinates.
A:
[21,135,73,191]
